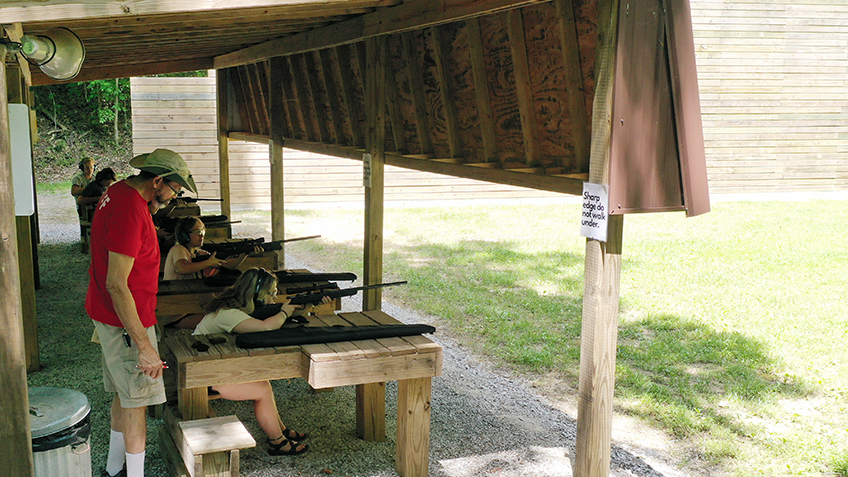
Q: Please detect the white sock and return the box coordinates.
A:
[126,450,145,477]
[105,430,125,475]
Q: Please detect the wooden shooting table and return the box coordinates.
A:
[162,310,442,477]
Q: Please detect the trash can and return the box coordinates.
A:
[29,387,92,477]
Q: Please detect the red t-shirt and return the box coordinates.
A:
[85,180,160,327]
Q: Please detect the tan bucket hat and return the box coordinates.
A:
[129,148,197,193]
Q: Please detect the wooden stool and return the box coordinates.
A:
[163,414,256,477]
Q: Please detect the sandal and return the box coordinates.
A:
[267,437,309,456]
[281,427,308,441]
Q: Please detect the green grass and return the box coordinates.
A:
[270,199,848,477]
[36,180,72,194]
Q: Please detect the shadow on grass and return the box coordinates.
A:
[300,236,811,467]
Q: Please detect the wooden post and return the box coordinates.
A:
[269,58,287,254]
[0,46,36,477]
[357,36,388,443]
[395,377,432,477]
[574,0,622,476]
[216,69,232,235]
[6,64,39,372]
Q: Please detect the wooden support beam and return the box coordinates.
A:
[2,24,31,87]
[465,18,498,163]
[31,58,215,86]
[358,34,389,446]
[269,57,287,246]
[243,64,265,134]
[384,38,407,154]
[0,47,35,477]
[430,26,463,160]
[216,69,232,225]
[400,32,433,155]
[396,377,432,477]
[317,49,347,145]
[303,52,331,144]
[334,44,363,147]
[214,0,545,68]
[289,55,317,141]
[507,9,540,166]
[555,0,591,172]
[574,0,622,476]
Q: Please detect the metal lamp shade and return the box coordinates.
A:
[21,28,85,81]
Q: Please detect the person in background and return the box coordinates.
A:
[71,157,95,218]
[193,268,326,456]
[77,167,117,221]
[86,148,196,477]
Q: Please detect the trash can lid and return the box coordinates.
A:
[28,387,90,439]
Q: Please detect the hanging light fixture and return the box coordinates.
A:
[2,27,85,81]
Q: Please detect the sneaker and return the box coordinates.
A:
[101,467,126,477]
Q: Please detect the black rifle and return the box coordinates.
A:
[203,270,356,288]
[175,192,224,203]
[250,281,407,320]
[193,235,321,261]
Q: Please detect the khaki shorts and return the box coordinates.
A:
[94,321,166,409]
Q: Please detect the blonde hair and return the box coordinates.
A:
[206,268,277,315]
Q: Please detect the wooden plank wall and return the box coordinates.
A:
[690,0,848,193]
[132,74,561,210]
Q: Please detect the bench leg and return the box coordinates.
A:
[179,387,209,420]
[355,382,385,441]
[395,377,432,477]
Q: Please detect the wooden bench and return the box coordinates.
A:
[79,220,91,254]
[163,310,442,477]
[161,409,255,477]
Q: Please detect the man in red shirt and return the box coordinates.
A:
[86,148,196,477]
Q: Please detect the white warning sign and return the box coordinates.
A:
[580,182,609,242]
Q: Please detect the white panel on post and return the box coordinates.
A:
[9,103,34,216]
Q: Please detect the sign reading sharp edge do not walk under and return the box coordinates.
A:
[580,182,609,242]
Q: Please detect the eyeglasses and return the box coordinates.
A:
[164,181,180,197]
[191,229,205,236]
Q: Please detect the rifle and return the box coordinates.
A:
[193,235,321,261]
[250,281,407,320]
[175,192,224,203]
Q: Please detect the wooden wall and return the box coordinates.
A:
[131,74,561,210]
[133,0,848,202]
[690,0,848,193]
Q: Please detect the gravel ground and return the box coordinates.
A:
[31,191,690,477]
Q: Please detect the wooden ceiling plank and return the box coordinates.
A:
[288,55,317,141]
[507,9,539,166]
[555,0,590,172]
[213,0,544,68]
[26,6,376,32]
[231,66,257,134]
[465,18,497,163]
[431,25,463,160]
[277,57,304,139]
[317,49,347,145]
[303,51,331,144]
[0,0,388,23]
[400,32,432,155]
[264,60,292,138]
[384,37,407,154]
[334,44,363,147]
[250,62,271,135]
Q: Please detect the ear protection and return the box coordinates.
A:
[174,218,197,245]
[78,159,94,171]
[253,268,274,305]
